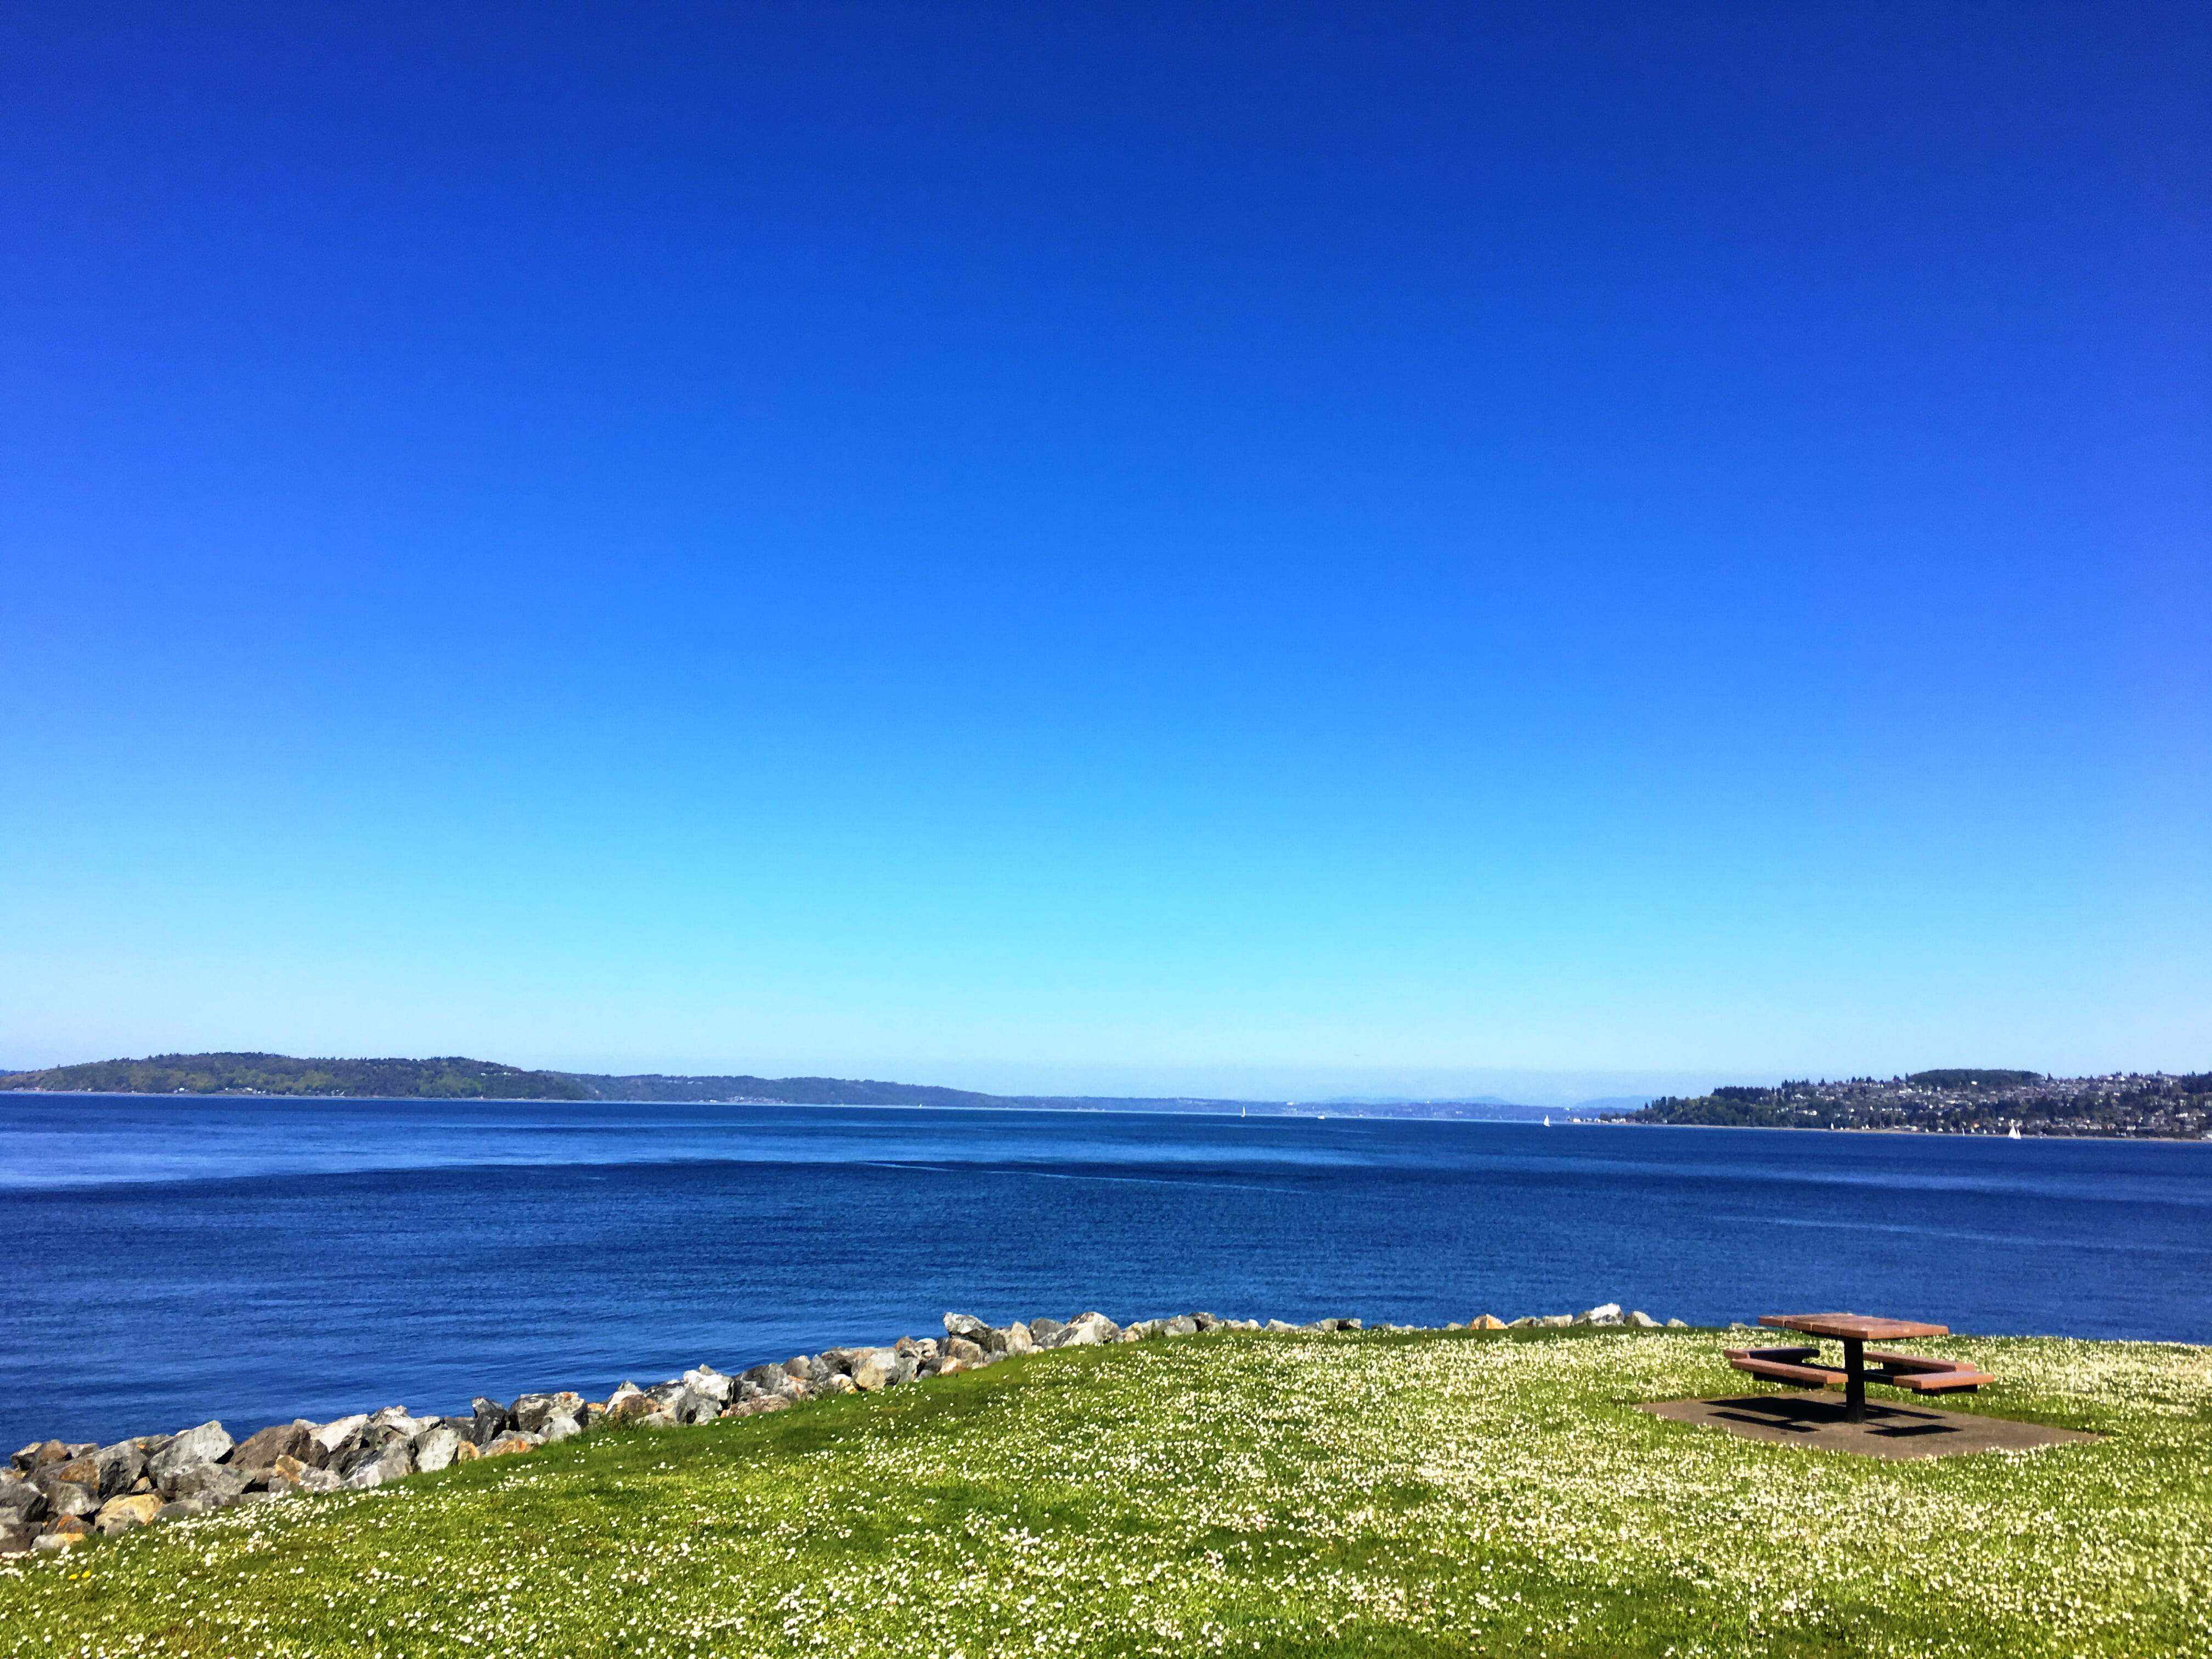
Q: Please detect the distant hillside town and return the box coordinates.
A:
[1602,1069,2211,1139]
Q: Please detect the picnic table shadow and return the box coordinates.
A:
[1635,1393,2101,1460]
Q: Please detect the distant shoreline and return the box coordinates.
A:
[9,1087,2209,1143]
[1583,1116,2211,1146]
[0,1087,1550,1122]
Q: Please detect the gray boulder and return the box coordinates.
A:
[987,1322,1035,1356]
[1058,1312,1123,1347]
[11,1441,65,1475]
[93,1440,146,1498]
[943,1312,991,1340]
[268,1458,341,1494]
[667,1390,719,1425]
[1161,1315,1199,1336]
[411,1426,465,1472]
[40,1477,96,1522]
[849,1348,917,1391]
[943,1337,986,1366]
[0,1520,35,1554]
[1573,1303,1623,1327]
[149,1423,233,1482]
[163,1463,251,1504]
[1265,1318,1299,1331]
[227,1422,314,1471]
[1626,1310,1660,1328]
[341,1438,415,1489]
[1028,1317,1067,1347]
[469,1399,512,1444]
[38,1457,100,1500]
[1666,1318,1690,1329]
[310,1414,370,1465]
[539,1414,584,1441]
[1538,1314,1574,1328]
[40,1481,97,1520]
[681,1366,733,1404]
[512,1392,585,1434]
[0,1475,46,1525]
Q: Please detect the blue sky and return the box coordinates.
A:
[2,3,2206,1093]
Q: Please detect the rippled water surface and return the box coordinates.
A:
[5,1094,2208,1449]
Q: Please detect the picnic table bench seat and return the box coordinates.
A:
[1861,1352,1995,1392]
[1724,1347,1848,1387]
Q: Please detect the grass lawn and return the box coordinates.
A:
[3,1328,2207,1657]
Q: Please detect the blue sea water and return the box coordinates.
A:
[4,1095,2209,1452]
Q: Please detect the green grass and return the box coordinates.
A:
[4,1328,2209,1657]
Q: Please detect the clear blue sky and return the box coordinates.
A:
[3,3,2205,1094]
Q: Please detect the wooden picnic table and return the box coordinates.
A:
[1757,1313,1949,1422]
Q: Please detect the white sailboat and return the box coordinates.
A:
[2008,1124,2022,1140]
[1543,1115,1551,1127]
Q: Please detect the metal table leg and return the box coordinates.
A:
[1843,1336,1865,1423]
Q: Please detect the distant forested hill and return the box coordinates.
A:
[0,1052,1544,1117]
[0,1053,594,1099]
[570,1071,1021,1107]
[0,1054,1018,1104]
[0,1053,1103,1108]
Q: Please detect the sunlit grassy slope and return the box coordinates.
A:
[4,1328,2208,1657]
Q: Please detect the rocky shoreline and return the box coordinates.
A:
[2,1300,1682,1557]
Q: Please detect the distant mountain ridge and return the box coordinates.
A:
[0,1052,1547,1118]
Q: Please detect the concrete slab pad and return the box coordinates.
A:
[1635,1394,2102,1460]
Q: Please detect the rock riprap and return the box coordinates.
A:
[0,1299,1685,1555]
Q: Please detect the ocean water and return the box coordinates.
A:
[5,1095,2209,1452]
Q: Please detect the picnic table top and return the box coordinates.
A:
[1759,1312,1949,1341]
